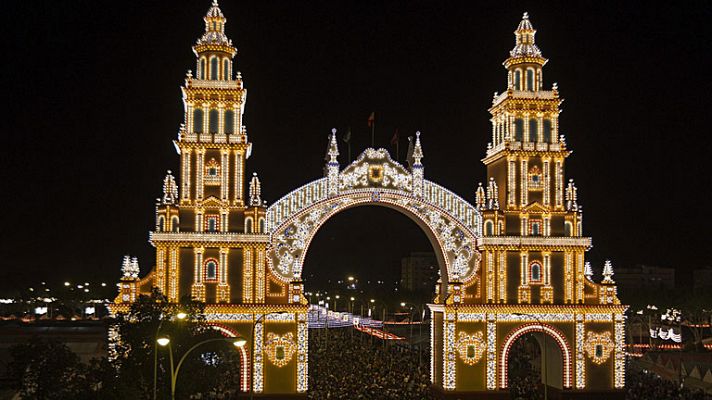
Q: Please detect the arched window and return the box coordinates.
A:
[514,69,522,90]
[543,119,552,143]
[205,259,218,281]
[193,108,203,133]
[565,221,573,236]
[199,58,207,79]
[529,119,538,142]
[530,262,542,282]
[498,221,504,235]
[259,218,266,234]
[171,216,179,232]
[526,68,535,91]
[514,118,524,142]
[224,110,234,134]
[210,57,218,80]
[485,220,494,236]
[530,221,541,236]
[209,109,219,133]
[206,215,219,232]
[223,59,230,80]
[157,216,165,232]
[245,218,253,233]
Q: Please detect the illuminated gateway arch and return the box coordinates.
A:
[111,3,627,398]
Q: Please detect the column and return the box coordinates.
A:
[192,247,205,301]
[234,150,244,204]
[576,251,585,303]
[486,251,495,303]
[242,247,253,303]
[520,158,528,206]
[575,316,585,388]
[256,247,266,303]
[221,150,229,200]
[155,247,166,294]
[564,251,573,303]
[555,159,563,209]
[498,251,507,303]
[543,159,550,206]
[217,247,230,302]
[169,247,179,302]
[181,148,192,202]
[196,149,205,200]
[507,158,517,206]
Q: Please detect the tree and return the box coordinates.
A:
[7,338,91,400]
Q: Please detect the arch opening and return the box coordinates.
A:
[501,323,572,391]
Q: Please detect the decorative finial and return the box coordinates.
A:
[523,12,529,19]
[249,173,262,206]
[475,183,486,209]
[326,129,339,163]
[122,255,140,279]
[162,170,178,205]
[602,260,615,284]
[212,0,219,6]
[584,262,593,281]
[411,131,423,165]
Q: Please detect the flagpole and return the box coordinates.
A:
[371,122,375,148]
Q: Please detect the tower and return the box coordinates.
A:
[471,13,625,394]
[479,11,584,305]
[147,0,268,306]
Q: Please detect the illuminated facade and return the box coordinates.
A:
[112,6,625,398]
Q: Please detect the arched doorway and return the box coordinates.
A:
[208,324,250,393]
[501,323,572,393]
[302,206,436,399]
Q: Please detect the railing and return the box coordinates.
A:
[266,178,328,231]
[186,79,242,90]
[423,181,481,236]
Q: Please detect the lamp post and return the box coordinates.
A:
[371,299,388,349]
[513,313,548,400]
[153,311,187,400]
[157,336,246,400]
[250,311,288,400]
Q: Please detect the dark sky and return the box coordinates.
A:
[2,1,711,291]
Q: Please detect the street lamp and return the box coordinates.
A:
[513,313,548,400]
[157,335,246,400]
[153,311,188,400]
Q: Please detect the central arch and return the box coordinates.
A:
[500,322,573,389]
[265,139,482,297]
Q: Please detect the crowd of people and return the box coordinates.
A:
[308,328,433,399]
[626,369,711,400]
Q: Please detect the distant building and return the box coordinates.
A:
[693,267,712,293]
[614,265,675,291]
[400,252,438,292]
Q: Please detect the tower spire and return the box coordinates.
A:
[507,12,546,63]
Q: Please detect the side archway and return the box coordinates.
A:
[207,324,250,393]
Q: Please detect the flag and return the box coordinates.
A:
[367,112,375,128]
[343,127,351,143]
[390,128,399,146]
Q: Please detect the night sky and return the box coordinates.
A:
[2,1,711,292]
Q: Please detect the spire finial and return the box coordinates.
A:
[162,170,178,205]
[584,261,593,281]
[412,131,423,165]
[523,11,529,19]
[505,12,546,65]
[249,173,262,206]
[602,260,615,284]
[326,129,339,163]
